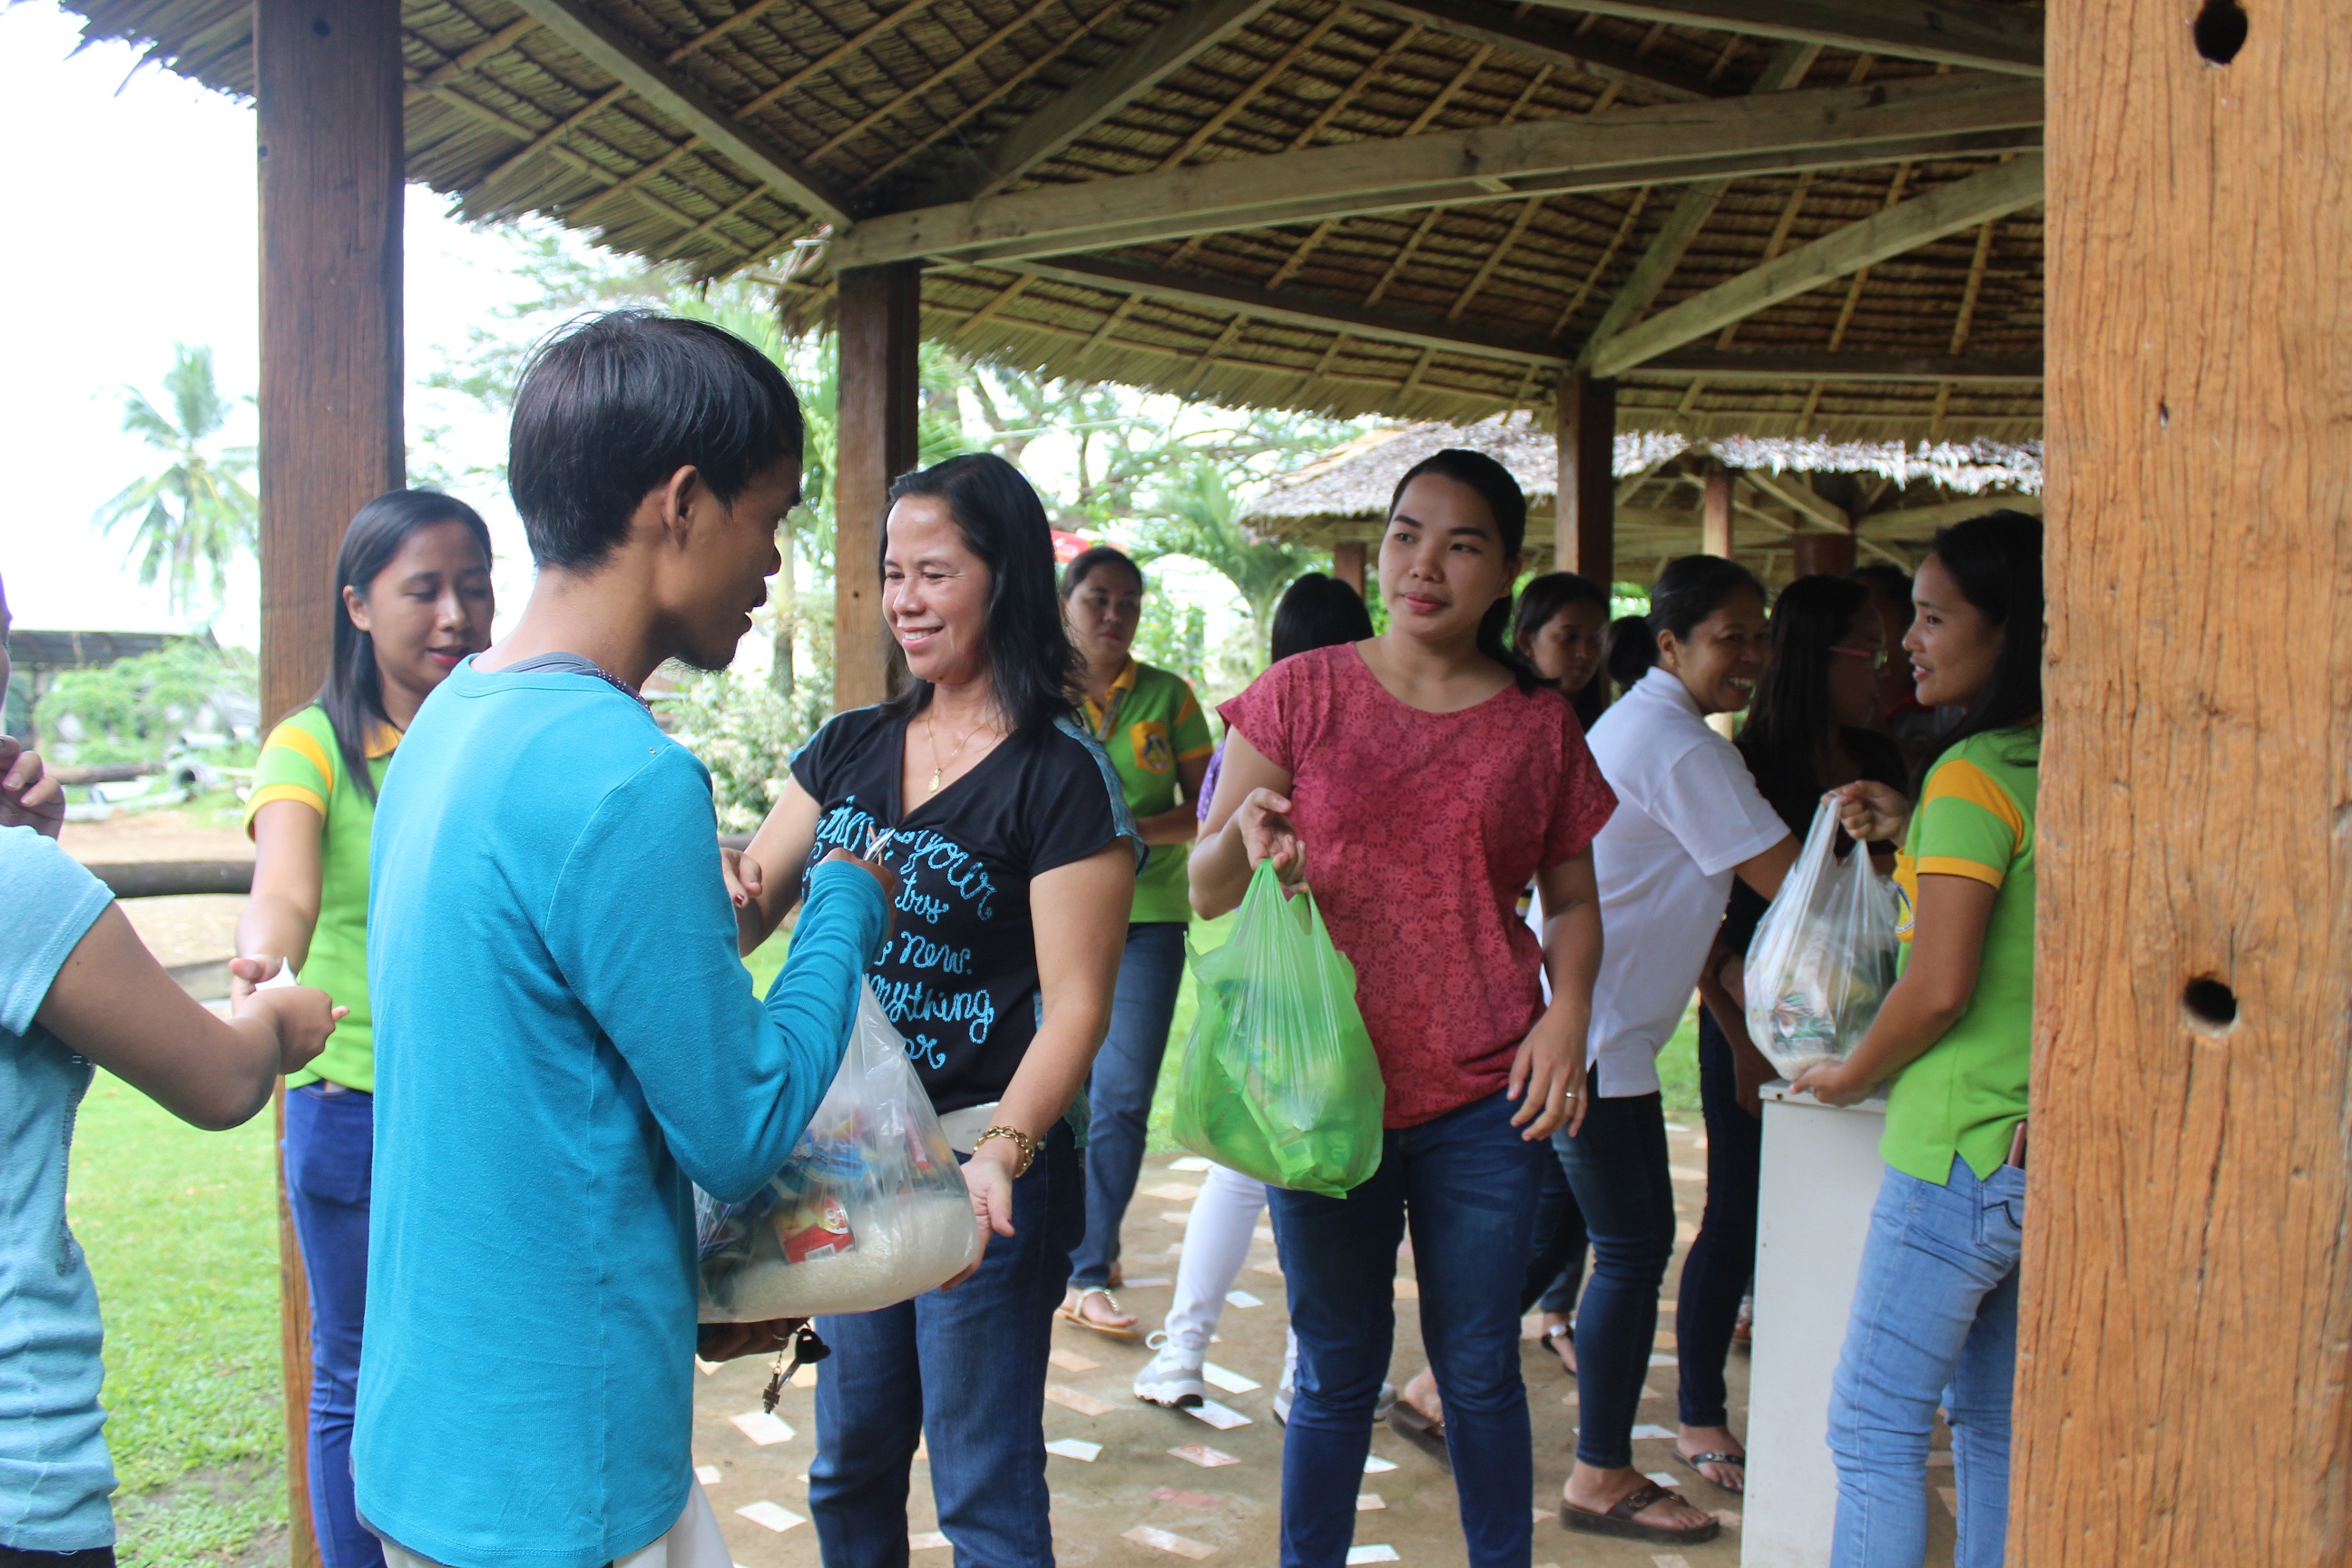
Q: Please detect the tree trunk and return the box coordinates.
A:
[770,514,796,700]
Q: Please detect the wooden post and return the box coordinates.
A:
[1331,542,1367,597]
[1555,372,1616,584]
[255,0,403,1562]
[1700,467,1734,558]
[833,264,922,713]
[2019,2,2352,1562]
[1791,529,1857,577]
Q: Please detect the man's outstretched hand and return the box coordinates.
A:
[697,1318,806,1364]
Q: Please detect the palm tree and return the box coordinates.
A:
[1132,465,1316,653]
[93,345,258,616]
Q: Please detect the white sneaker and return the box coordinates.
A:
[1133,1333,1206,1409]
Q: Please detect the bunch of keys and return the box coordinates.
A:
[761,1320,831,1415]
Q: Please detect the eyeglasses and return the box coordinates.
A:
[1831,644,1889,671]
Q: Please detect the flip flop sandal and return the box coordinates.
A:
[1560,1481,1722,1544]
[1681,1450,1747,1489]
[1055,1288,1142,1342]
[1383,1403,1451,1471]
[1539,1323,1577,1378]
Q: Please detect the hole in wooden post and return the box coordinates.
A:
[2193,0,2247,64]
[2181,976,2239,1034]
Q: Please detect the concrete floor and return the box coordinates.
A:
[691,1122,1963,1566]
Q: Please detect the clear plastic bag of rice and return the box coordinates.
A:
[1744,796,1903,1079]
[695,984,980,1321]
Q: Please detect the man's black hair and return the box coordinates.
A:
[508,311,804,570]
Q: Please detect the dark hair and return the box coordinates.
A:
[1061,545,1144,599]
[1647,554,1768,651]
[1386,448,1538,692]
[1513,571,1612,727]
[879,453,1081,737]
[508,310,804,571]
[1849,564,1916,635]
[317,490,492,802]
[1920,509,2044,775]
[1737,574,1872,828]
[1605,613,1656,691]
[1269,573,1374,663]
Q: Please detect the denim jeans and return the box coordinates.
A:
[1828,1155,2023,1568]
[1268,1092,1544,1568]
[1675,1010,1762,1426]
[809,1122,1083,1567]
[282,1083,386,1568]
[1523,1149,1588,1317]
[1552,1090,1677,1469]
[1067,922,1188,1291]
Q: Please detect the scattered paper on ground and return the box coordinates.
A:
[1188,1398,1251,1430]
[1670,1166,1706,1181]
[1046,1385,1115,1416]
[1224,1289,1262,1308]
[1652,1556,1694,1568]
[1645,1471,1681,1487]
[1392,1279,1419,1300]
[1145,1182,1202,1200]
[908,1532,949,1551]
[1649,1353,1679,1366]
[1357,1493,1385,1511]
[1049,1348,1100,1372]
[1122,1524,1216,1560]
[1170,1443,1239,1468]
[1125,1275,1172,1288]
[1170,1156,1212,1172]
[1152,1487,1220,1508]
[1939,1487,1960,1516]
[1346,1546,1400,1563]
[1362,1455,1397,1475]
[1162,1211,1193,1225]
[1201,1362,1260,1393]
[791,1361,818,1387]
[1630,1423,1677,1440]
[1714,1509,1741,1527]
[1045,1438,1102,1461]
[695,1465,722,1485]
[730,1411,794,1446]
[1249,1260,1284,1278]
[734,1502,804,1533]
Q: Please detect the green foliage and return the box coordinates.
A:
[41,642,254,766]
[654,670,815,834]
[1129,466,1318,658]
[93,345,258,616]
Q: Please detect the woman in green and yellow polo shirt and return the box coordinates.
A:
[1055,545,1213,1337]
[233,491,495,1568]
[1790,510,2043,1568]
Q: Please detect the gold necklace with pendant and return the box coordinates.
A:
[926,707,987,794]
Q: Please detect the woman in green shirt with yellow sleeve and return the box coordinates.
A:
[1054,546,1214,1336]
[232,491,495,1568]
[1791,511,2043,1568]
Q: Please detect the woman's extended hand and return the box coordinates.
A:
[944,1138,1023,1290]
[1508,1019,1589,1141]
[226,954,287,1004]
[720,846,762,910]
[234,982,347,1076]
[1789,1056,1871,1107]
[1232,787,1306,884]
[1830,780,1912,846]
[696,1318,802,1364]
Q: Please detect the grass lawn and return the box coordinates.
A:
[74,913,1699,1565]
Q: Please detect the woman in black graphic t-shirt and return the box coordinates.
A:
[724,453,1140,1565]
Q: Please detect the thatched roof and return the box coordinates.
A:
[1244,412,2043,578]
[63,0,2048,439]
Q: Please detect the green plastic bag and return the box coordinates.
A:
[1171,861,1385,1197]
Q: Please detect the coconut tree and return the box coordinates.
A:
[93,345,258,616]
[1132,464,1316,654]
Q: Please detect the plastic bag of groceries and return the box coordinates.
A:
[1171,860,1385,1197]
[695,984,980,1320]
[1743,796,1903,1078]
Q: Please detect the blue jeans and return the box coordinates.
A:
[1067,921,1187,1291]
[1524,1150,1588,1317]
[1675,1010,1761,1427]
[281,1083,384,1568]
[1828,1156,2023,1568]
[809,1122,1083,1567]
[1268,1092,1544,1568]
[1552,1091,1677,1469]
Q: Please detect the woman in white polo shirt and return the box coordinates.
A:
[1554,555,1797,1547]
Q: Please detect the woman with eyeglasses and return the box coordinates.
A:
[1673,575,1909,1494]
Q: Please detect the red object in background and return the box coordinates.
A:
[1050,529,1092,564]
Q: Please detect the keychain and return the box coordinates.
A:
[762,1320,831,1415]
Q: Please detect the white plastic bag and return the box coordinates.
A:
[1743,797,1903,1078]
[695,984,981,1321]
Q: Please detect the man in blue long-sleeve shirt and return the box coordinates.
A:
[357,311,893,1568]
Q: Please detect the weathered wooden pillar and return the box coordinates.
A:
[1330,542,1367,597]
[1555,372,1615,583]
[833,264,922,712]
[1791,529,1857,577]
[2018,1,2352,1561]
[1700,467,1733,558]
[254,0,404,1562]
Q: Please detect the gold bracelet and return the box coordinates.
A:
[975,1124,1037,1178]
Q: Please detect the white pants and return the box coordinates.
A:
[377,1481,730,1568]
[1161,1161,1270,1351]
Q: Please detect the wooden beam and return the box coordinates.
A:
[1000,255,1573,366]
[806,0,1065,164]
[1521,0,2043,77]
[1349,0,1724,102]
[1789,529,1857,576]
[831,73,2045,268]
[2024,4,2352,1559]
[505,0,855,226]
[1557,372,1617,583]
[255,0,405,1562]
[1585,152,2044,377]
[1854,491,2042,534]
[1743,466,1847,530]
[832,264,921,713]
[1635,347,2043,382]
[1700,468,1733,556]
[1331,541,1367,596]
